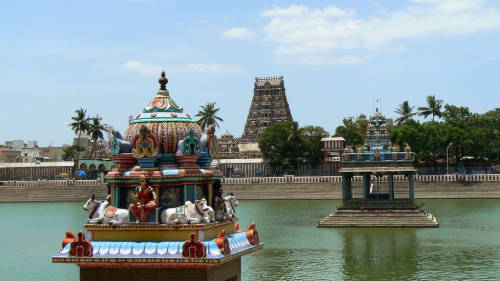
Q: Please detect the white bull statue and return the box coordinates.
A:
[160,200,211,224]
[83,194,130,226]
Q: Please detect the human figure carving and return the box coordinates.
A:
[129,174,157,222]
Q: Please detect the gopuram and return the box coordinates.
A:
[241,76,293,143]
[52,71,263,281]
[318,109,439,227]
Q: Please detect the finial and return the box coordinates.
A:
[376,107,378,113]
[158,70,168,91]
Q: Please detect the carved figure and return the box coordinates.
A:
[222,193,239,220]
[129,174,157,222]
[200,198,215,223]
[69,232,93,257]
[83,194,130,226]
[182,233,207,258]
[213,188,225,221]
[62,230,76,250]
[160,200,211,224]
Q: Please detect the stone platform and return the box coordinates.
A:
[317,202,439,228]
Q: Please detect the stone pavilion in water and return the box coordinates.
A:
[318,109,439,227]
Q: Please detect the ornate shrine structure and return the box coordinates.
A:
[53,71,263,281]
[241,76,293,143]
[318,109,439,227]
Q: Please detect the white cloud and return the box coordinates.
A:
[122,61,244,75]
[221,27,255,39]
[261,1,500,64]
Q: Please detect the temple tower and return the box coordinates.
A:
[241,76,293,143]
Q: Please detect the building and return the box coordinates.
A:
[241,76,293,143]
[321,136,345,169]
[52,71,262,281]
[318,109,439,227]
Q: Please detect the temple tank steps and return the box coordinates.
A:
[317,208,439,228]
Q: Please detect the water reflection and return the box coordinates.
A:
[341,229,418,281]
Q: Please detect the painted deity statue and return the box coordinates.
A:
[129,174,157,222]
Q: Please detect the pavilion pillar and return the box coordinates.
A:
[342,174,347,201]
[342,174,353,201]
[388,173,394,201]
[363,173,370,200]
[409,173,414,201]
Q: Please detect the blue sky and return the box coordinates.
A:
[1,0,499,146]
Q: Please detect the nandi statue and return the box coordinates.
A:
[160,200,211,224]
[214,193,239,221]
[200,198,215,223]
[223,193,239,220]
[83,194,130,226]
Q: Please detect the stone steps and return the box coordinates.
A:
[318,209,439,228]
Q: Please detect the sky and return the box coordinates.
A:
[1,0,500,146]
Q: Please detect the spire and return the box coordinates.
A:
[158,70,168,91]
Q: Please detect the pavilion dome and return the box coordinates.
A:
[123,71,202,155]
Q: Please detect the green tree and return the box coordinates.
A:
[394,100,416,125]
[334,114,367,147]
[195,101,223,132]
[300,125,329,166]
[87,115,106,158]
[258,121,302,172]
[418,95,443,121]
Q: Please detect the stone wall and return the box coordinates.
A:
[223,181,500,200]
[0,185,107,203]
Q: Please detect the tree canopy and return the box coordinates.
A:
[333,114,367,147]
[258,121,329,172]
[195,101,223,132]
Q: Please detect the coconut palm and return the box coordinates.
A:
[418,95,443,121]
[69,108,90,155]
[87,115,106,158]
[69,108,89,177]
[195,101,223,132]
[394,100,416,125]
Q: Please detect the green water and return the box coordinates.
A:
[1,200,499,281]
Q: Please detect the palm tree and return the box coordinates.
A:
[418,95,443,121]
[394,100,416,125]
[70,108,90,150]
[69,108,89,177]
[87,115,106,158]
[195,102,223,132]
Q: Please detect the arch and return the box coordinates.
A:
[79,163,87,171]
[88,164,97,171]
[98,164,106,172]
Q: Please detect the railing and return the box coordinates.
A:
[221,174,500,184]
[0,179,101,187]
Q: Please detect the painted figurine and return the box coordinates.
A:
[129,173,157,222]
